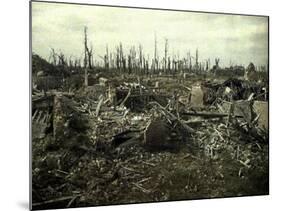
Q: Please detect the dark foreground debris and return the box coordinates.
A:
[32,73,268,210]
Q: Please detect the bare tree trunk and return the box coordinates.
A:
[83,26,93,87]
[154,32,158,74]
[164,38,168,74]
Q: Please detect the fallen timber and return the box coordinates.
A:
[148,101,195,134]
[32,90,74,109]
[181,110,244,119]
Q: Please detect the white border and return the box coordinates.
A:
[0,0,279,211]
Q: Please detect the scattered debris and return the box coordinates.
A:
[32,54,268,209]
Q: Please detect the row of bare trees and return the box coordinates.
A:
[48,27,222,77]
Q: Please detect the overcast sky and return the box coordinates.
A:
[32,1,268,67]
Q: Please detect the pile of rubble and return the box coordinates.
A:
[32,76,268,209]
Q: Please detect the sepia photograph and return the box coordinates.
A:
[31,1,269,210]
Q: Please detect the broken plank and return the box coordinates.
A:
[120,88,131,107]
[95,95,104,116]
[33,195,81,207]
